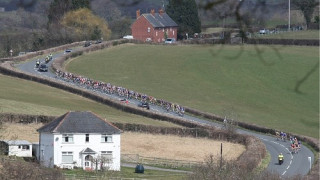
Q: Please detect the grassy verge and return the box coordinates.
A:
[255,152,271,173]
[66,44,319,138]
[63,166,187,180]
[0,74,181,128]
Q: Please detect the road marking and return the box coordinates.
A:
[289,160,292,165]
[287,166,290,170]
[282,171,286,175]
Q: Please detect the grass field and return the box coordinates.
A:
[66,44,319,138]
[63,166,187,180]
[0,74,181,128]
[255,30,320,40]
[122,132,245,162]
[1,123,245,162]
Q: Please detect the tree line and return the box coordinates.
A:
[0,0,318,58]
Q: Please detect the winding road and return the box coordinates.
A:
[16,46,314,178]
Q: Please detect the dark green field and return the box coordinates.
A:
[66,44,319,138]
[0,74,181,127]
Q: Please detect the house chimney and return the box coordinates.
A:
[150,9,155,16]
[136,9,140,19]
[159,9,164,16]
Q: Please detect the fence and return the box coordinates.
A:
[121,154,201,169]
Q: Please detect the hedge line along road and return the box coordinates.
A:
[16,47,314,178]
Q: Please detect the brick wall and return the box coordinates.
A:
[132,16,178,43]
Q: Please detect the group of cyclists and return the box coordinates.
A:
[276,131,302,165]
[55,70,186,116]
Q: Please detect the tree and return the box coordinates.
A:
[48,0,91,24]
[292,0,319,29]
[71,0,90,10]
[48,0,72,24]
[91,0,122,23]
[166,0,201,39]
[60,8,111,40]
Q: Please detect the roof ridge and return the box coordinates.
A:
[53,111,70,133]
[91,111,121,132]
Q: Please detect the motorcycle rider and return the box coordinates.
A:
[278,153,284,165]
[49,53,53,61]
[36,59,40,67]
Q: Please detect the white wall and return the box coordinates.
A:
[8,144,32,157]
[51,133,121,171]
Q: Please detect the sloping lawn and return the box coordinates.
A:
[66,44,319,138]
[0,74,181,127]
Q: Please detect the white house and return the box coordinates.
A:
[37,111,121,171]
[0,140,32,157]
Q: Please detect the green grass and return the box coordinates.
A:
[0,74,181,128]
[66,44,319,138]
[254,30,320,40]
[63,166,187,180]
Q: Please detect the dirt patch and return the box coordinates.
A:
[122,132,245,162]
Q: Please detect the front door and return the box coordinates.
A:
[84,155,93,170]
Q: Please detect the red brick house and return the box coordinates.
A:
[131,9,178,43]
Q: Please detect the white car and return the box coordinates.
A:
[123,35,133,39]
[259,29,268,34]
[165,38,175,44]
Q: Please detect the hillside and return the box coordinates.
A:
[0,74,181,128]
[66,44,319,138]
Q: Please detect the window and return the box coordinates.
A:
[101,151,113,163]
[62,152,73,163]
[85,134,89,142]
[85,162,89,167]
[173,30,175,35]
[101,134,112,143]
[156,31,158,36]
[147,27,150,33]
[62,134,74,143]
[22,145,29,150]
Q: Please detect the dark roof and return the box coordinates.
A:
[37,111,121,134]
[142,13,178,28]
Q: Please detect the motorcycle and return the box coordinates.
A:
[279,159,284,165]
[35,61,40,68]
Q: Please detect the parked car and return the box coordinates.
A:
[84,41,91,47]
[95,39,102,44]
[138,102,150,110]
[38,64,48,72]
[123,35,134,39]
[165,38,175,44]
[259,29,269,34]
[65,49,72,53]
